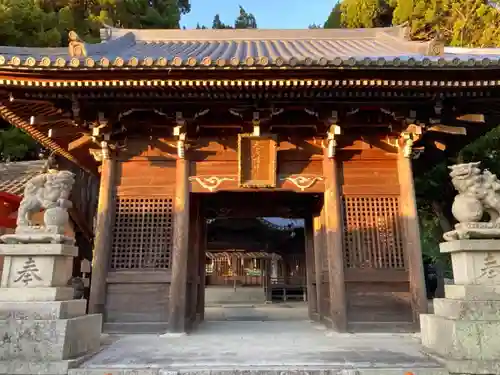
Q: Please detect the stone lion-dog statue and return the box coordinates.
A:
[1,169,76,244]
[444,162,500,241]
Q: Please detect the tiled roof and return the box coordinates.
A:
[0,160,46,196]
[0,25,499,70]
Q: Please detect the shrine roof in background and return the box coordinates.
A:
[1,25,500,71]
[0,160,45,196]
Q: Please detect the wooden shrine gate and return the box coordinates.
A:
[95,134,426,334]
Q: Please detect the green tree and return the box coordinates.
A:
[90,0,189,30]
[0,0,62,47]
[324,3,342,28]
[340,0,394,28]
[332,0,500,46]
[0,126,37,161]
[210,7,257,29]
[212,14,231,29]
[234,5,257,29]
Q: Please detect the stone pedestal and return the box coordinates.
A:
[421,240,500,375]
[0,243,102,375]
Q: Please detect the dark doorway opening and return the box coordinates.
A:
[190,191,322,324]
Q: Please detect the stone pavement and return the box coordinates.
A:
[68,320,447,375]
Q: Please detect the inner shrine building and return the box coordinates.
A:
[0,25,497,334]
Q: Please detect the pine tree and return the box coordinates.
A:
[234,6,257,29]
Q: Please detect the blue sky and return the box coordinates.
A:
[181,0,335,29]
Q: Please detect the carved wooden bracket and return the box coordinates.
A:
[89,141,110,162]
[252,112,260,136]
[174,112,187,159]
[189,176,236,192]
[280,175,324,191]
[325,122,341,158]
[399,125,423,158]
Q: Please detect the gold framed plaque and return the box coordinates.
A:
[237,133,277,188]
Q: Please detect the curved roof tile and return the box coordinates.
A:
[0,25,499,70]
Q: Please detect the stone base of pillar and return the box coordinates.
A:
[421,240,500,375]
[0,244,102,375]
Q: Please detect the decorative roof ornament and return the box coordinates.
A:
[68,31,87,58]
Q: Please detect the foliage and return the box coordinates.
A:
[0,0,192,47]
[340,0,394,28]
[207,6,257,29]
[234,6,257,29]
[458,125,500,175]
[212,14,232,29]
[325,0,500,46]
[323,3,342,28]
[0,126,37,161]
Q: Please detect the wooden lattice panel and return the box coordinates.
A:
[342,196,405,269]
[111,197,174,270]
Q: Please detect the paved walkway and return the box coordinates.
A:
[69,320,447,375]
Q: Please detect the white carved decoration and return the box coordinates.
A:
[280,175,324,191]
[189,176,235,192]
[444,162,500,241]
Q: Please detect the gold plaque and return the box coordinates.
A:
[238,134,277,188]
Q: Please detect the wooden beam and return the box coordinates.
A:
[68,134,93,151]
[88,153,117,315]
[456,113,485,123]
[397,144,428,325]
[304,216,317,320]
[427,125,467,135]
[167,158,191,333]
[322,149,347,332]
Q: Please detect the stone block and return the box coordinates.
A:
[444,284,500,301]
[0,356,87,375]
[432,298,500,320]
[0,314,102,361]
[420,313,500,360]
[0,244,78,257]
[440,240,500,285]
[444,357,500,375]
[0,300,86,320]
[0,244,77,289]
[0,286,74,301]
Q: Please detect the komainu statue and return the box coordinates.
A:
[444,162,500,241]
[1,169,76,244]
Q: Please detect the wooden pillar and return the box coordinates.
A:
[264,259,272,302]
[168,158,190,333]
[187,195,200,328]
[322,149,347,332]
[88,155,117,315]
[313,214,324,320]
[397,149,428,323]
[304,216,317,320]
[196,213,206,321]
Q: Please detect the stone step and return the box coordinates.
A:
[69,366,448,375]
